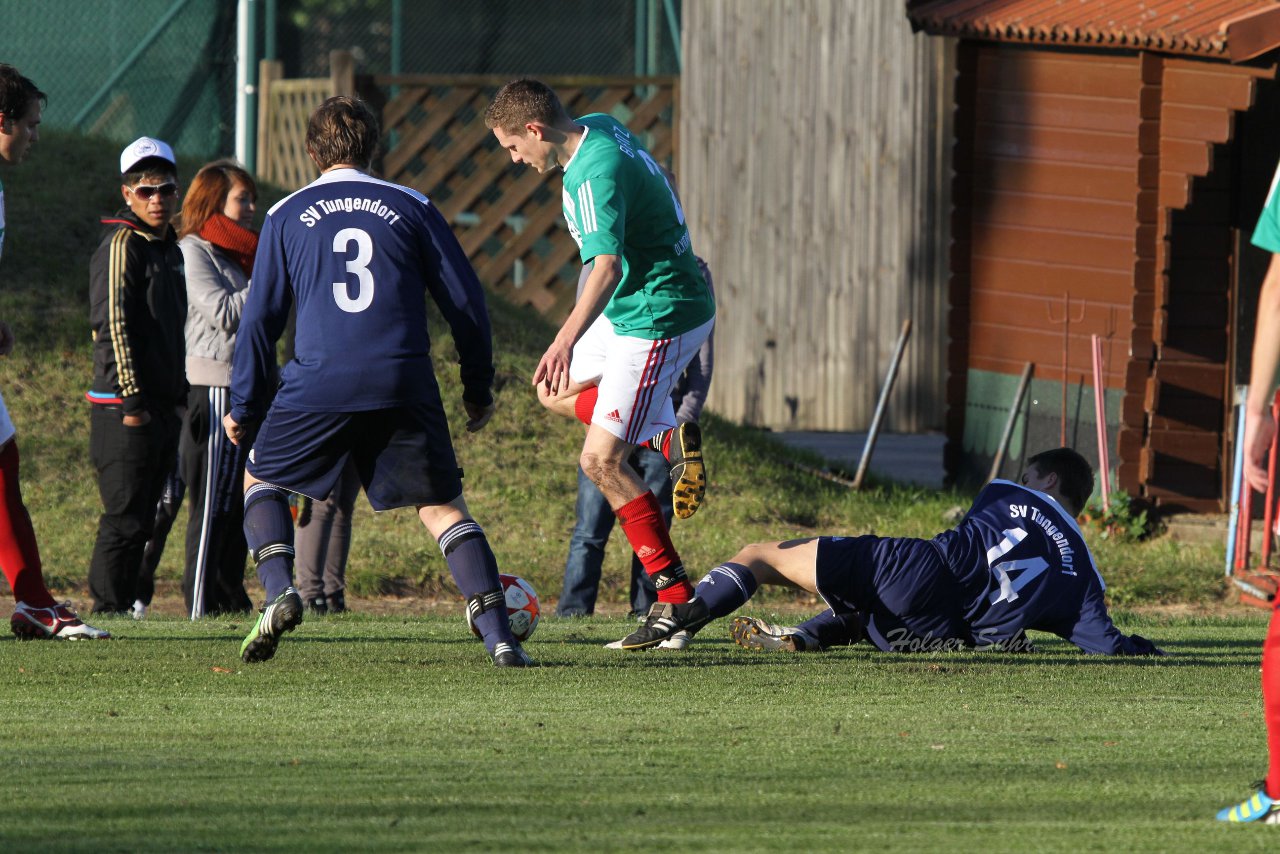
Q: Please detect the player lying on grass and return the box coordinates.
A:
[620,447,1163,657]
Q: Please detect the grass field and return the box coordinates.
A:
[1,611,1276,852]
[1,132,1274,851]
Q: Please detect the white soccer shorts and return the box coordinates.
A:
[569,313,714,445]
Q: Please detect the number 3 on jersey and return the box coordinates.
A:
[332,227,374,312]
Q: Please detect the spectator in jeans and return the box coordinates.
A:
[87,136,187,615]
[556,255,715,618]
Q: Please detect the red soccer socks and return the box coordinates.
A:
[615,491,692,603]
[0,441,55,609]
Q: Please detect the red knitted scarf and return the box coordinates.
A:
[198,213,259,276]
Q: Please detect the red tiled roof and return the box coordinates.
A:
[906,0,1280,62]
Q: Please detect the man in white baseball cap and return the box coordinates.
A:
[86,134,186,616]
[118,135,175,176]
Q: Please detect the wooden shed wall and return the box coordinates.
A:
[680,0,952,431]
[1126,56,1272,512]
[956,47,1139,389]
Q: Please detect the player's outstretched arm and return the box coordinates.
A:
[1244,253,1280,494]
[419,203,495,407]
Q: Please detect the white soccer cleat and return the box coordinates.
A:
[659,630,692,650]
[605,629,693,650]
[11,602,112,640]
[130,599,147,621]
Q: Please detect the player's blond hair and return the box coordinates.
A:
[484,79,569,133]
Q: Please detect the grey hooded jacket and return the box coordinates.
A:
[179,234,249,387]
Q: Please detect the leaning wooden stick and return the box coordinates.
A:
[988,362,1034,484]
[852,318,912,491]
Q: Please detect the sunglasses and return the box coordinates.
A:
[130,182,178,201]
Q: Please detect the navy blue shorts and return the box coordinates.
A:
[815,535,974,653]
[246,401,462,511]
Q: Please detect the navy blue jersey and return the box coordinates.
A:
[230,169,494,423]
[932,479,1141,654]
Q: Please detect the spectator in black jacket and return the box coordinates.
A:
[86,137,187,615]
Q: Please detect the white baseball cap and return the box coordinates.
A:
[119,136,176,175]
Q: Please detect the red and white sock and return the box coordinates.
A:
[0,441,55,608]
[1263,604,1280,799]
[643,428,673,461]
[615,491,692,603]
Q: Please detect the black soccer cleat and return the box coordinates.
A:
[619,599,711,650]
[661,422,706,520]
[491,641,533,668]
[240,588,304,663]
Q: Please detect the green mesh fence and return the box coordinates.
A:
[1,0,237,160]
[0,0,679,164]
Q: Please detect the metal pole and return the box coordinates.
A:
[988,362,1034,483]
[661,0,682,71]
[1226,385,1248,575]
[264,0,277,60]
[852,319,912,490]
[1091,335,1110,511]
[1263,390,1280,568]
[635,0,647,77]
[72,0,194,129]
[1238,469,1255,572]
[236,0,260,172]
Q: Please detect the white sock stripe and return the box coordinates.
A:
[256,543,294,560]
[709,565,750,598]
[438,521,484,555]
[245,482,286,502]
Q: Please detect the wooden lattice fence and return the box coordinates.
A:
[368,74,678,319]
[256,65,678,320]
[257,52,356,194]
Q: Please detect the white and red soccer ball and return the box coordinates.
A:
[467,573,540,642]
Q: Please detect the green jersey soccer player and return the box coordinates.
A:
[486,79,714,649]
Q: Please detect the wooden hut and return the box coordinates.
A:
[906,0,1280,512]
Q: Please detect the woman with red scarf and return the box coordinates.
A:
[177,161,260,618]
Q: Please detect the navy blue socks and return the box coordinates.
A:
[438,520,515,652]
[243,483,295,600]
[692,562,759,619]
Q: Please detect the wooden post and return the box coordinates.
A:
[988,362,1034,483]
[331,50,356,97]
[256,59,282,184]
[852,319,912,490]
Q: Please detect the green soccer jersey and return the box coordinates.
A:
[1253,159,1280,253]
[561,113,714,339]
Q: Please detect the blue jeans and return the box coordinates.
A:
[557,448,673,617]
